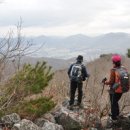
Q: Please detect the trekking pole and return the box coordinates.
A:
[83,77,89,99]
[101,83,105,96]
[67,81,71,97]
[101,77,107,96]
[85,77,89,90]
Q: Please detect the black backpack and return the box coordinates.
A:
[70,63,83,82]
[115,67,130,93]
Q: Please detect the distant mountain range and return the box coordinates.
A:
[20,56,72,70]
[1,32,130,60]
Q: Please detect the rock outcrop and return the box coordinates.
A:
[12,119,41,130]
[0,101,130,130]
[53,99,101,130]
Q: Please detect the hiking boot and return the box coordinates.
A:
[112,119,118,124]
[106,119,118,128]
[106,117,113,128]
[106,116,121,129]
[67,105,74,110]
[113,119,122,128]
[77,103,84,109]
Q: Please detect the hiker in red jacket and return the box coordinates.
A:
[104,54,129,121]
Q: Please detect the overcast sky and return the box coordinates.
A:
[0,0,130,37]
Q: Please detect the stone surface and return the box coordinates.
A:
[54,102,102,130]
[34,118,47,127]
[42,121,64,130]
[11,119,41,130]
[43,113,56,123]
[101,116,112,129]
[1,113,21,125]
[54,106,82,130]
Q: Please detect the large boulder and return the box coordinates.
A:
[1,113,21,126]
[42,121,64,130]
[54,105,82,130]
[54,103,101,130]
[11,119,41,130]
[34,113,56,127]
[54,98,103,130]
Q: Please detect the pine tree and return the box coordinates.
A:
[15,61,54,95]
[0,61,55,119]
[127,49,130,58]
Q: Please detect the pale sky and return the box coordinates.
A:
[0,0,130,36]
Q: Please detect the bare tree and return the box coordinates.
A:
[0,19,34,82]
[0,19,46,111]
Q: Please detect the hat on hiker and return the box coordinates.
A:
[112,54,121,62]
[77,55,83,61]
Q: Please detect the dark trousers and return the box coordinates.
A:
[69,81,83,105]
[110,93,122,120]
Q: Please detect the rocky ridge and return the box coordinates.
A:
[0,99,130,130]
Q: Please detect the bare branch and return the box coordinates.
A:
[0,19,36,81]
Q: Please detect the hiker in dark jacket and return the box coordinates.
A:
[104,54,129,121]
[68,55,89,109]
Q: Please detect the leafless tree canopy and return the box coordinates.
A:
[0,20,33,82]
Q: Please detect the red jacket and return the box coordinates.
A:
[105,67,122,93]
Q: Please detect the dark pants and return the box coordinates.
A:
[110,93,122,120]
[69,81,83,105]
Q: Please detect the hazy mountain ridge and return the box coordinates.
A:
[1,32,130,60]
[21,56,72,70]
[31,32,130,59]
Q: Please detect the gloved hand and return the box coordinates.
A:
[102,77,107,84]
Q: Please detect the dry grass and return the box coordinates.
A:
[1,54,130,118]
